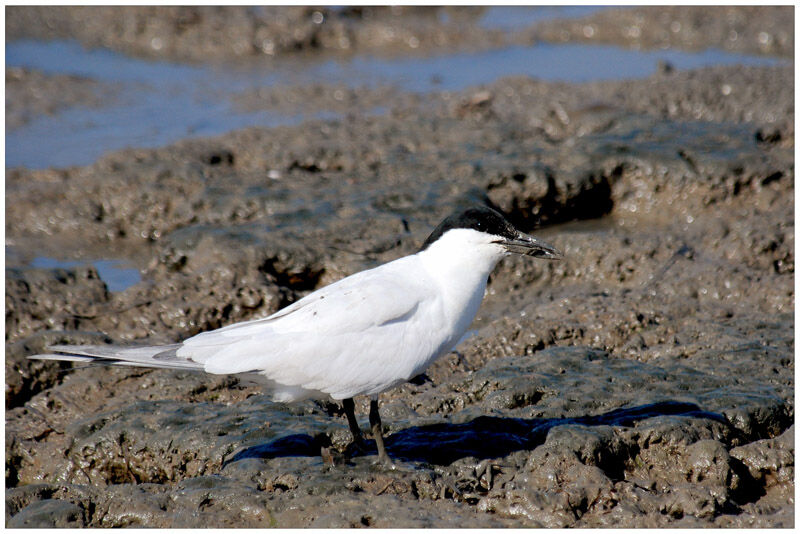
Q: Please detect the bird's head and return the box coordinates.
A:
[420,205,563,260]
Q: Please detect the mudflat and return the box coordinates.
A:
[5,6,793,528]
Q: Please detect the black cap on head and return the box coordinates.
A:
[420,205,518,251]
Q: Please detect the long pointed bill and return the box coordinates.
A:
[498,231,563,260]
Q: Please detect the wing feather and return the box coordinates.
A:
[178,255,442,398]
[29,343,201,370]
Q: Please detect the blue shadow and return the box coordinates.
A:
[227,400,729,466]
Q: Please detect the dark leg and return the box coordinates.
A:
[369,398,392,464]
[342,398,364,445]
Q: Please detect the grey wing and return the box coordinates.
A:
[178,256,439,397]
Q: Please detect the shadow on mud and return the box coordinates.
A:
[228,401,728,466]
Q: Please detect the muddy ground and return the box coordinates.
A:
[5,67,117,131]
[5,5,795,528]
[6,5,793,62]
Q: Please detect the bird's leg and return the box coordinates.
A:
[369,398,392,465]
[343,398,366,451]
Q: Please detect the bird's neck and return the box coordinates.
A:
[416,233,504,323]
[418,230,505,280]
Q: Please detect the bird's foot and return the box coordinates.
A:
[372,453,396,470]
[344,438,396,468]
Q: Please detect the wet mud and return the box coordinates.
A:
[525,5,793,58]
[6,5,792,62]
[5,6,508,63]
[5,5,794,529]
[5,67,115,131]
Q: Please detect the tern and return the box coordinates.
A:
[31,205,562,464]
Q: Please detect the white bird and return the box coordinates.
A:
[30,205,562,464]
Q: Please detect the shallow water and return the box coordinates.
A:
[29,256,141,292]
[305,43,786,91]
[5,39,786,170]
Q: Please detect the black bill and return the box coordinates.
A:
[497,231,563,260]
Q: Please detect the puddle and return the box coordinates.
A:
[29,256,142,292]
[5,38,787,170]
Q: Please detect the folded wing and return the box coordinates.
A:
[180,255,439,398]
